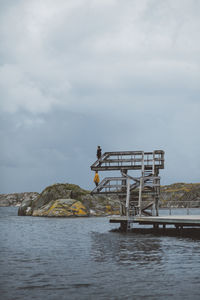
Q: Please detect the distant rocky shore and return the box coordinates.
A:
[0,192,39,207]
[160,182,200,208]
[0,182,200,217]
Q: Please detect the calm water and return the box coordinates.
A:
[0,207,200,300]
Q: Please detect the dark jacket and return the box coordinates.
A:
[97,148,102,159]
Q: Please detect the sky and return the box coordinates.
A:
[0,0,200,193]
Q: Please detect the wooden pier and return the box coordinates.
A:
[110,215,200,230]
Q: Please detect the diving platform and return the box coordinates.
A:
[91,149,164,220]
[91,149,199,232]
[91,150,164,171]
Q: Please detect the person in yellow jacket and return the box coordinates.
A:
[93,171,100,187]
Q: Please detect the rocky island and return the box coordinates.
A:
[17,183,120,217]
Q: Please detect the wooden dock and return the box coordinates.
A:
[110,215,200,230]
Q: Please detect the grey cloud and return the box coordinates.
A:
[0,0,200,193]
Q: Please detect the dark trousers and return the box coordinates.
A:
[97,156,101,166]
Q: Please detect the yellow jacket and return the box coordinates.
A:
[93,173,100,183]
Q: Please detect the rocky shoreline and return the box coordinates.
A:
[1,182,200,217]
[17,183,120,217]
[160,183,200,208]
[0,192,39,207]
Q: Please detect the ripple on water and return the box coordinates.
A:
[0,207,200,300]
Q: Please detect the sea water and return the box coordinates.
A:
[0,207,200,300]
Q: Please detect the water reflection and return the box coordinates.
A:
[129,228,200,240]
[90,232,163,266]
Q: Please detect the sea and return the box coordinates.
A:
[0,207,200,300]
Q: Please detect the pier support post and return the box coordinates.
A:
[138,177,143,216]
[119,221,131,232]
[126,177,130,217]
[120,169,127,216]
[155,197,159,216]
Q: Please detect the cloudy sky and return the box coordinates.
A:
[0,0,200,193]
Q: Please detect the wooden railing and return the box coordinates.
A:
[91,150,164,171]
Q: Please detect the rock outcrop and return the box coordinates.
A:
[0,192,39,207]
[160,183,200,207]
[32,199,89,217]
[18,183,120,217]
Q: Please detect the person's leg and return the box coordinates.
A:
[98,156,101,166]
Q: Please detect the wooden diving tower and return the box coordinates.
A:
[91,150,164,221]
[91,150,200,232]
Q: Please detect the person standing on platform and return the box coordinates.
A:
[93,171,100,187]
[97,146,102,165]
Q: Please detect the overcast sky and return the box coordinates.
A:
[0,0,200,193]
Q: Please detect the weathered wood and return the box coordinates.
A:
[103,150,164,156]
[102,158,162,163]
[138,177,143,216]
[91,149,164,219]
[125,177,130,217]
[110,215,200,227]
[91,176,160,194]
[91,150,164,171]
[91,165,163,171]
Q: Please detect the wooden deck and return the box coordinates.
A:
[110,215,200,228]
[91,150,164,171]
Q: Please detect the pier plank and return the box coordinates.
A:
[110,215,200,227]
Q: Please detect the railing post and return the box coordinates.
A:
[126,177,130,217]
[138,177,143,216]
[187,202,190,215]
[141,152,144,176]
[153,151,155,176]
[138,152,145,216]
